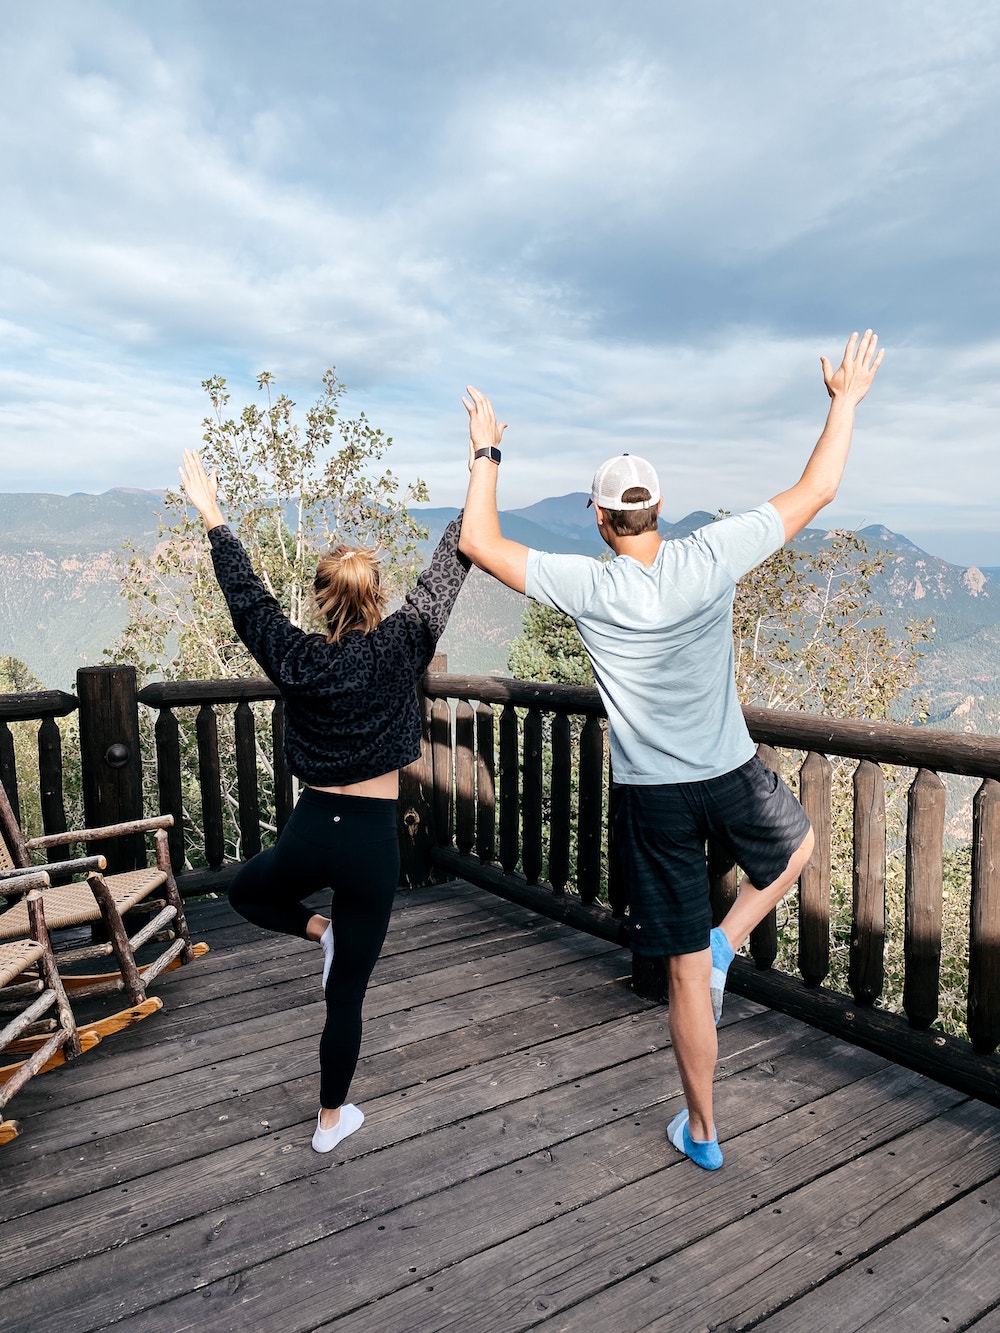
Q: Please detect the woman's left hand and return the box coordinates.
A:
[179,450,226,530]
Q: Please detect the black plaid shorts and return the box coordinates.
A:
[611,755,812,958]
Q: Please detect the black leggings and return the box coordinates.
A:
[228,788,399,1108]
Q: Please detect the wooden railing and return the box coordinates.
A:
[2,662,998,1102]
[0,689,78,836]
[0,668,293,889]
[411,670,1000,1105]
[135,677,292,887]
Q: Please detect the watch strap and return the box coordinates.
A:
[473,446,501,464]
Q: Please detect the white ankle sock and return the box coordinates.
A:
[320,922,334,990]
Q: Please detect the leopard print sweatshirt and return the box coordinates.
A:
[208,516,469,786]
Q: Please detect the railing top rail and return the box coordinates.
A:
[137,678,281,708]
[423,672,607,718]
[0,689,79,722]
[743,706,1000,780]
[424,671,1000,781]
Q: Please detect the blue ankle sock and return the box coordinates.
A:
[667,1109,724,1170]
[710,927,735,1025]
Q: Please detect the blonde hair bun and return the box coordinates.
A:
[314,545,386,641]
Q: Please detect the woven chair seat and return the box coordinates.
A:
[0,939,45,988]
[0,868,167,941]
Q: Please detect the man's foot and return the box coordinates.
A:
[320,922,335,991]
[710,926,735,1025]
[311,1103,364,1154]
[667,1108,723,1171]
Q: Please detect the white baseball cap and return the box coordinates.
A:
[588,454,661,510]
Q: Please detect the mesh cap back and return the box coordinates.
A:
[588,454,661,510]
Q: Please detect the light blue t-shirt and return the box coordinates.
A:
[524,502,785,784]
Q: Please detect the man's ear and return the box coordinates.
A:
[657,498,663,515]
[593,504,606,527]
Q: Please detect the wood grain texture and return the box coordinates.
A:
[3,883,999,1333]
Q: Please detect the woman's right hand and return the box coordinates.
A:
[179,450,226,530]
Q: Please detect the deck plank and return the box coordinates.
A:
[2,880,998,1333]
[755,1172,1000,1331]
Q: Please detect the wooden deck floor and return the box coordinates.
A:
[2,881,1000,1332]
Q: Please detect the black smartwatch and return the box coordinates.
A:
[473,446,501,464]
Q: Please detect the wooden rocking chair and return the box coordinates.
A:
[0,779,209,1043]
[1,873,102,1145]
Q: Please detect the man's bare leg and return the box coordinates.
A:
[708,829,815,1025]
[668,948,717,1141]
[719,827,814,952]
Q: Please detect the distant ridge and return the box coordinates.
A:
[0,490,996,732]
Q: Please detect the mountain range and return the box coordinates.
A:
[0,489,997,746]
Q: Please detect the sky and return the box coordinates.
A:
[1,0,998,564]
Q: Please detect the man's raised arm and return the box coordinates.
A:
[458,386,529,594]
[769,330,885,542]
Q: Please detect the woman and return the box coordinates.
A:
[179,450,468,1154]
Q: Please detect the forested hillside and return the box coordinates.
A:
[0,490,997,741]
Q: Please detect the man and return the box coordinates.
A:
[458,330,884,1170]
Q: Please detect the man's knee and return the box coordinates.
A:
[667,947,711,986]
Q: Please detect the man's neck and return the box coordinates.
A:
[603,530,664,567]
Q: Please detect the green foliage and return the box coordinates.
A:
[507,601,594,685]
[733,529,932,722]
[109,370,428,868]
[113,368,429,682]
[0,655,84,841]
[508,528,931,720]
[0,656,43,694]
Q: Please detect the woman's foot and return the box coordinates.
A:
[312,1103,364,1154]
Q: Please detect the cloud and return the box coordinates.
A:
[0,0,997,561]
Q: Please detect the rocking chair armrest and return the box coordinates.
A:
[0,856,107,882]
[0,870,51,898]
[26,815,174,851]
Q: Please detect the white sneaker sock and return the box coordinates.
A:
[311,1103,364,1154]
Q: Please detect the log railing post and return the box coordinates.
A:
[475,702,496,865]
[431,699,454,848]
[798,750,832,986]
[904,768,945,1030]
[36,715,68,837]
[850,758,886,1006]
[708,840,738,926]
[548,713,571,895]
[498,703,520,874]
[521,708,544,885]
[153,706,185,873]
[749,744,782,969]
[195,703,224,870]
[576,717,604,904]
[398,652,445,886]
[76,665,145,873]
[271,700,294,834]
[969,778,1000,1055]
[454,700,476,856]
[0,723,17,824]
[234,700,262,861]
